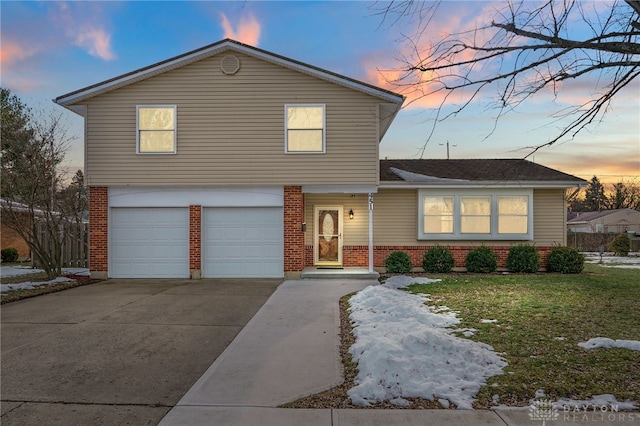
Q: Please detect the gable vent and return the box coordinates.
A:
[220,55,240,75]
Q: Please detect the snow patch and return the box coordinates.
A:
[554,394,637,411]
[455,327,477,337]
[389,167,470,183]
[578,337,640,351]
[1,277,74,292]
[1,267,88,293]
[583,253,640,269]
[347,284,507,409]
[383,275,441,289]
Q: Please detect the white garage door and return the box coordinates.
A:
[203,207,283,278]
[110,208,189,278]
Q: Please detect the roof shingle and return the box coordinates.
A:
[380,159,585,183]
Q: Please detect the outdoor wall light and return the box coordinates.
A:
[349,209,354,220]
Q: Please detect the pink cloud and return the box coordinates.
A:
[220,12,261,46]
[74,27,116,61]
[0,39,44,92]
[48,2,116,61]
[0,40,39,67]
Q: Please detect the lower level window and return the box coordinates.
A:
[461,197,491,233]
[498,196,528,234]
[418,189,532,240]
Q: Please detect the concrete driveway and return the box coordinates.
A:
[1,278,281,426]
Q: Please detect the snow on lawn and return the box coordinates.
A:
[1,266,89,278]
[1,267,89,293]
[554,394,637,411]
[493,393,638,412]
[584,252,640,269]
[578,337,640,351]
[347,275,507,409]
[1,276,74,293]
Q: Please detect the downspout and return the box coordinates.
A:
[368,193,374,273]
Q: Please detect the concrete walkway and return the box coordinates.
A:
[160,279,628,426]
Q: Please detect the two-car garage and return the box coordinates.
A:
[108,187,285,279]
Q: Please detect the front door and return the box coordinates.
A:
[314,206,343,266]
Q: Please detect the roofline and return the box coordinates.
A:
[379,180,586,189]
[55,39,405,109]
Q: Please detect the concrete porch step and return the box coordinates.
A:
[300,267,380,280]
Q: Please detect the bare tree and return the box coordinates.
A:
[374,0,640,156]
[1,88,76,279]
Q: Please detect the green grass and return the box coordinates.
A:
[406,264,640,407]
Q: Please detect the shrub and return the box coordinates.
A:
[506,244,540,273]
[465,246,498,273]
[1,247,19,263]
[547,246,584,274]
[384,251,414,274]
[423,246,455,273]
[608,233,631,257]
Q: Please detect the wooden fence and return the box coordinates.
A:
[34,221,88,268]
[567,231,640,252]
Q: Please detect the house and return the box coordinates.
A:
[55,39,586,279]
[1,199,32,261]
[1,217,30,261]
[567,208,640,234]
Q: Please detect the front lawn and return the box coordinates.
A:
[285,263,639,409]
[406,264,639,407]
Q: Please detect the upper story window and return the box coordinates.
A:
[137,106,177,154]
[285,104,325,153]
[419,189,533,240]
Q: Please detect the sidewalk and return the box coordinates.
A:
[159,279,634,426]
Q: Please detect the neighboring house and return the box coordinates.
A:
[1,216,30,261]
[55,39,586,279]
[567,209,640,234]
[1,199,32,260]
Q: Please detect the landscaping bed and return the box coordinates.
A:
[1,272,102,304]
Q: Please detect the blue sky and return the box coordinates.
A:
[2,1,638,184]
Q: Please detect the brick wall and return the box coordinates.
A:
[189,205,201,277]
[372,245,552,269]
[88,186,108,274]
[284,186,305,272]
[1,218,31,260]
[305,244,552,270]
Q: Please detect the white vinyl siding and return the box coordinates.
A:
[137,106,176,154]
[110,208,189,278]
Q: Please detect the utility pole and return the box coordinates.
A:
[439,141,457,159]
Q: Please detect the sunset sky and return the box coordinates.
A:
[2,1,638,184]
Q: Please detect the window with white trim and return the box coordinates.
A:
[137,106,176,154]
[285,104,325,153]
[418,189,533,240]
